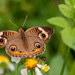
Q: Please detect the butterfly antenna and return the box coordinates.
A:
[8,19,19,28]
[22,15,28,28]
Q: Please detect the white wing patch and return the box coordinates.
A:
[38,27,48,38]
[0,32,3,36]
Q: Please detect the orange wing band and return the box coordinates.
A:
[44,38,47,40]
[33,28,36,32]
[29,46,43,54]
[30,29,33,33]
[0,43,3,45]
[6,32,9,36]
[9,50,26,55]
[10,32,13,36]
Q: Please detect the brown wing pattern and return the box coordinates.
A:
[0,31,20,48]
[24,27,54,57]
[25,27,54,42]
[24,37,45,58]
[0,30,27,58]
[0,27,54,58]
[5,38,27,58]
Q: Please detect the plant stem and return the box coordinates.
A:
[31,69,35,75]
[60,47,70,75]
[33,69,35,75]
[15,65,19,75]
[15,58,25,75]
[31,69,33,75]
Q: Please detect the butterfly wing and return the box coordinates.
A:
[5,38,27,58]
[0,30,27,58]
[24,27,54,57]
[0,31,20,48]
[24,37,45,57]
[0,27,54,58]
[25,27,54,42]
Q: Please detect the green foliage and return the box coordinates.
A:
[47,17,71,28]
[48,0,75,51]
[0,0,75,75]
[69,61,75,75]
[65,0,75,6]
[65,0,73,6]
[49,55,68,75]
[48,0,75,74]
[61,29,75,50]
[0,62,7,68]
[58,4,74,19]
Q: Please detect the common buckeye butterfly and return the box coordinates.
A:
[0,27,54,58]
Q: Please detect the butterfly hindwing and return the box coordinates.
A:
[5,38,27,58]
[24,37,45,57]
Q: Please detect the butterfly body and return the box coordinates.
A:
[0,27,54,58]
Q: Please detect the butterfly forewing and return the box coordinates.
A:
[0,31,20,48]
[25,27,54,42]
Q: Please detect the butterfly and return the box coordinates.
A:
[0,27,54,58]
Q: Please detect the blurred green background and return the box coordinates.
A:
[0,0,75,75]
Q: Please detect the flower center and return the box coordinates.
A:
[25,58,38,69]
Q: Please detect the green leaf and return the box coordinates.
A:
[65,0,70,5]
[72,0,75,5]
[61,28,75,50]
[47,17,71,28]
[58,4,74,19]
[49,55,68,75]
[65,0,74,6]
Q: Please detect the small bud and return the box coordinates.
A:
[41,56,46,61]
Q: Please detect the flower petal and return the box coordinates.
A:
[7,63,14,71]
[33,56,36,58]
[37,64,42,68]
[35,67,42,75]
[0,68,4,75]
[21,68,28,75]
[11,57,21,63]
[41,64,50,72]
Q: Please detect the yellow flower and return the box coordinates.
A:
[21,58,50,75]
[41,64,50,72]
[0,55,10,64]
[25,58,38,69]
[0,55,14,75]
